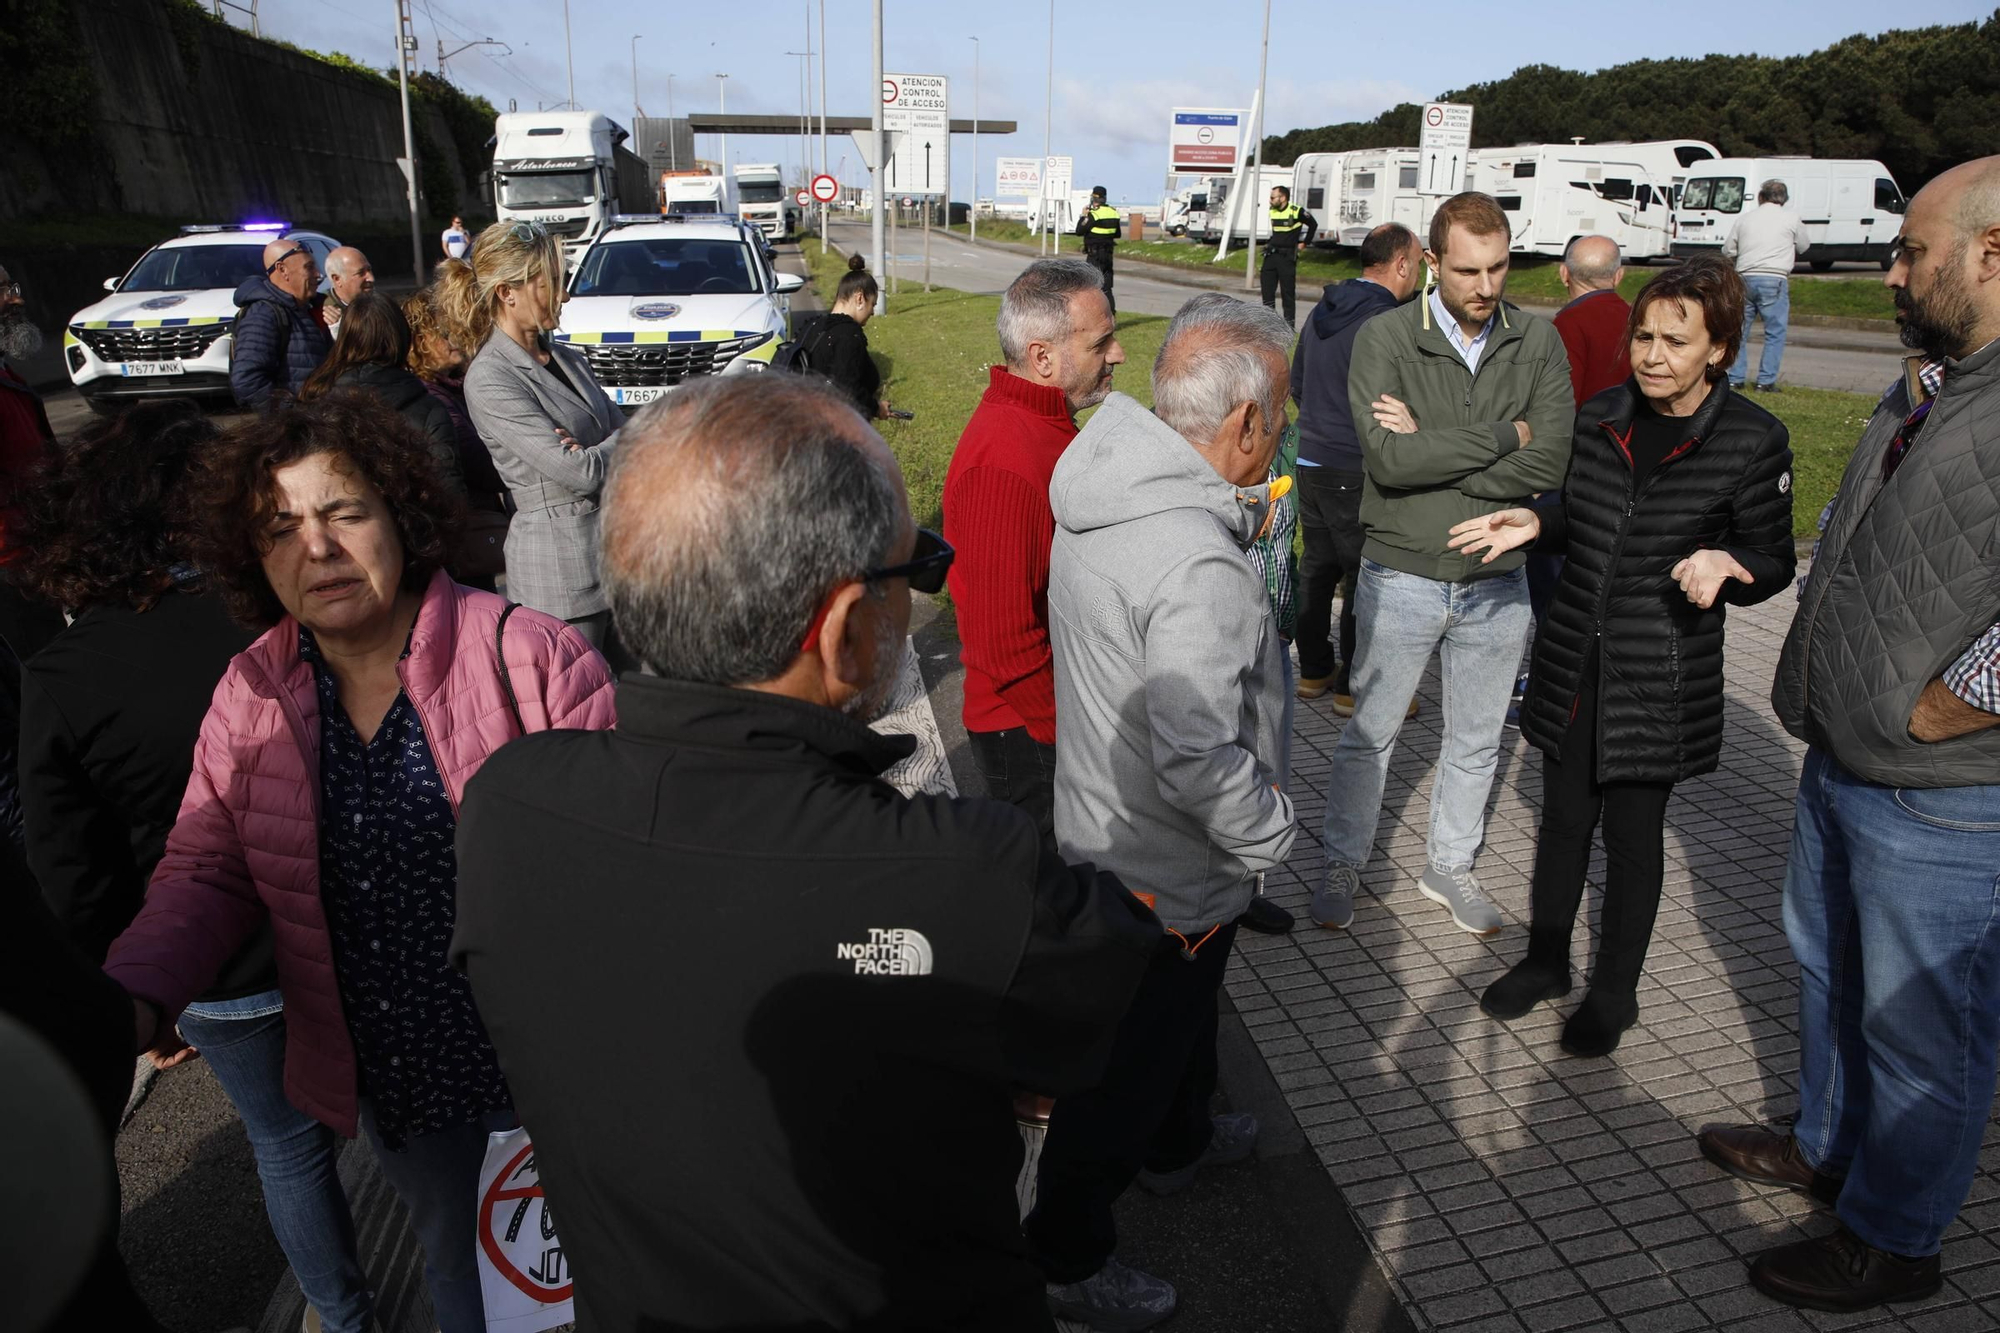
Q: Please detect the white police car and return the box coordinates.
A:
[557,215,806,413]
[64,222,339,414]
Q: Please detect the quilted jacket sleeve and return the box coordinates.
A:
[229,300,284,410]
[1719,417,1797,608]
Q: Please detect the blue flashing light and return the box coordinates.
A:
[240,220,289,232]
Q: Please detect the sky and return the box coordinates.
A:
[255,0,1987,203]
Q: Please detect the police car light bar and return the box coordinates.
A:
[179,221,290,235]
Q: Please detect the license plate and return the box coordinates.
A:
[120,360,184,377]
[613,386,668,405]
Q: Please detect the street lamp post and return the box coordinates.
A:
[631,35,644,125]
[1244,0,1271,292]
[716,73,730,178]
[561,0,575,110]
[666,74,677,170]
[969,35,980,245]
[1041,0,1054,256]
[818,0,829,253]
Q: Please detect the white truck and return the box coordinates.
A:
[661,170,741,218]
[1672,157,1906,269]
[488,110,655,264]
[733,163,797,240]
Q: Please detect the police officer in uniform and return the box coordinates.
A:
[1260,185,1319,324]
[1074,186,1122,315]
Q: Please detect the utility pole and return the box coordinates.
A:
[1244,0,1271,292]
[631,35,644,125]
[392,0,421,285]
[1040,0,1053,256]
[870,0,885,313]
[666,74,677,170]
[818,0,829,254]
[969,35,980,244]
[561,0,575,110]
[717,73,730,178]
[786,51,811,188]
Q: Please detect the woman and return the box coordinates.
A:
[808,254,890,420]
[13,402,378,1333]
[298,290,466,497]
[443,220,624,651]
[1450,256,1794,1058]
[406,287,512,586]
[102,394,616,1332]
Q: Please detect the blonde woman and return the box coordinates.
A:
[441,221,624,652]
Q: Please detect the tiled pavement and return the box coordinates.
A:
[1236,592,2000,1332]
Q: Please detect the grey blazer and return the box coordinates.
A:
[464,333,622,620]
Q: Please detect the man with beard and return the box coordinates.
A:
[451,372,1159,1331]
[1700,155,2000,1315]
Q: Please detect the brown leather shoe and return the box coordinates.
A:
[1748,1227,1941,1312]
[1697,1122,1843,1204]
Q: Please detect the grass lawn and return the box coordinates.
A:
[806,244,1876,539]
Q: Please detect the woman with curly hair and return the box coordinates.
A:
[405,286,511,584]
[100,393,617,1333]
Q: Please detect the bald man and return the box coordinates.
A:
[1553,235,1629,407]
[323,246,375,340]
[451,372,1157,1331]
[228,234,331,409]
[1704,156,2000,1315]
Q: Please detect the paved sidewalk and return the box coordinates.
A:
[1239,592,2000,1332]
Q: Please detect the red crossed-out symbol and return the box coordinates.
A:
[478,1142,573,1302]
[1426,105,1445,127]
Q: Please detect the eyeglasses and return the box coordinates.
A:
[0,281,20,299]
[263,244,309,275]
[864,528,954,594]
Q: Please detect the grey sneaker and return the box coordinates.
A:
[1419,866,1503,935]
[1313,865,1359,929]
[1046,1255,1178,1331]
[1137,1111,1259,1196]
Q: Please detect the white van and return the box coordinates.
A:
[1672,158,1906,269]
[1473,145,1676,259]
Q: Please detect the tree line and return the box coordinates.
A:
[1263,10,2000,193]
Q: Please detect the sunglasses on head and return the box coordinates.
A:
[264,244,309,275]
[865,528,953,594]
[509,220,549,243]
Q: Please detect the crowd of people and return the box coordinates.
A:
[0,151,1998,1333]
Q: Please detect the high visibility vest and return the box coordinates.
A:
[1086,205,1120,238]
[1270,203,1304,236]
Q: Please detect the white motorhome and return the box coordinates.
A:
[1290,152,1348,244]
[1332,150,1441,248]
[488,110,655,264]
[1197,164,1295,244]
[660,170,741,218]
[1472,145,1677,259]
[733,164,797,240]
[1672,157,1905,269]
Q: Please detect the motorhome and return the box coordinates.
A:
[733,164,798,240]
[660,170,741,218]
[1290,153,1348,244]
[1472,144,1678,260]
[1196,164,1295,244]
[488,110,654,264]
[1331,149,1439,248]
[1672,157,1905,268]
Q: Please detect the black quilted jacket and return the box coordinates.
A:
[1523,379,1795,783]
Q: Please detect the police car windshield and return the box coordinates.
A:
[571,237,761,297]
[123,244,268,293]
[499,172,594,207]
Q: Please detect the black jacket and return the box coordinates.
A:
[18,587,276,995]
[229,275,332,410]
[331,363,468,498]
[452,676,1159,1332]
[1290,278,1403,470]
[1522,380,1795,783]
[808,312,881,420]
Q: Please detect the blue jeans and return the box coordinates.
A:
[1782,748,2000,1256]
[1323,559,1530,874]
[358,1101,518,1333]
[177,992,374,1333]
[1730,274,1790,388]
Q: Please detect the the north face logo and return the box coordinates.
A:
[836,928,934,976]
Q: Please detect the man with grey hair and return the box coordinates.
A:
[944,257,1124,838]
[454,372,1158,1331]
[322,245,375,340]
[1026,292,1297,1328]
[1722,178,1811,390]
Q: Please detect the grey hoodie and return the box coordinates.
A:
[1048,393,1298,934]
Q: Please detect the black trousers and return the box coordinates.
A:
[966,726,1057,842]
[1025,923,1237,1282]
[1260,246,1300,323]
[1527,669,1674,996]
[1084,246,1115,313]
[1293,465,1365,685]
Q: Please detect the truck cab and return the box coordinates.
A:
[488,111,655,265]
[733,164,796,241]
[661,170,740,218]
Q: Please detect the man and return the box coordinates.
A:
[1552,234,1630,407]
[1074,186,1121,314]
[322,246,375,340]
[1701,155,2000,1315]
[1317,192,1573,936]
[1722,178,1811,391]
[229,235,331,410]
[440,215,471,261]
[944,258,1123,840]
[1291,222,1422,715]
[1259,184,1319,324]
[452,373,1158,1332]
[1026,293,1299,1328]
[0,262,53,482]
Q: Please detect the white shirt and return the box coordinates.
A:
[1429,286,1494,375]
[1721,202,1811,279]
[442,227,470,260]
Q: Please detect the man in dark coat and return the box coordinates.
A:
[452,373,1159,1332]
[228,235,332,409]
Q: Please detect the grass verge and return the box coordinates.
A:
[807,243,1876,539]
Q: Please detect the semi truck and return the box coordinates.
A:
[487,110,654,264]
[661,169,740,217]
[733,164,797,240]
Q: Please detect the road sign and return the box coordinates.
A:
[1168,108,1248,176]
[1045,154,1073,201]
[995,157,1041,197]
[850,130,903,172]
[795,189,810,207]
[901,196,915,208]
[883,72,949,197]
[1418,102,1474,197]
[810,173,840,204]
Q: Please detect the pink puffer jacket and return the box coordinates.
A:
[103,569,617,1137]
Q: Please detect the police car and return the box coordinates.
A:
[64,222,339,414]
[558,214,806,413]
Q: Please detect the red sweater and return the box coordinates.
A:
[1553,288,1632,408]
[943,367,1077,743]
